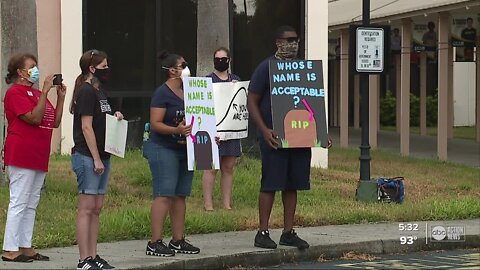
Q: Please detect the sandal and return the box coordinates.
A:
[1,254,34,262]
[28,253,50,261]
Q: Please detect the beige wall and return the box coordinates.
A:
[60,0,83,154]
[36,0,62,153]
[306,0,329,169]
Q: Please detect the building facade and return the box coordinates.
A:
[0,0,330,167]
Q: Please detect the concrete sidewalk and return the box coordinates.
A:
[2,219,479,269]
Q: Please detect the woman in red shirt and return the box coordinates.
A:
[1,53,66,263]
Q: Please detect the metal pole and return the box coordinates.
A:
[359,0,371,181]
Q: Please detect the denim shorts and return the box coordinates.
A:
[71,152,111,195]
[259,139,311,192]
[144,141,194,197]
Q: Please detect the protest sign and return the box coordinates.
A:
[183,77,220,171]
[269,60,328,148]
[213,81,249,140]
[105,114,128,158]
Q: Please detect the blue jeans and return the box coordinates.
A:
[71,152,111,195]
[144,142,193,197]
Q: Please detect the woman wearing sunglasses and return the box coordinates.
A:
[70,49,123,270]
[144,51,200,257]
[202,47,242,211]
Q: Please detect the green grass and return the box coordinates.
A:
[381,126,477,140]
[0,148,479,249]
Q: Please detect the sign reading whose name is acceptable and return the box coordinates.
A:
[356,27,384,72]
[183,77,220,171]
[269,60,328,148]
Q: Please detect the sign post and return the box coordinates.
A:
[351,1,388,182]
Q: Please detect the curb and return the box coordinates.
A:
[134,234,480,269]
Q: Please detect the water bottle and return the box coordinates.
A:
[143,123,150,142]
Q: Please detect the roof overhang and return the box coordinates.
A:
[329,0,480,31]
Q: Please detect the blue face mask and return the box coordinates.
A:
[26,66,40,84]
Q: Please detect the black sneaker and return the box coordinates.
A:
[146,240,175,257]
[168,239,200,254]
[77,256,102,270]
[254,230,277,249]
[279,229,309,249]
[95,255,115,269]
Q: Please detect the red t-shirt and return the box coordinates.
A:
[3,84,55,172]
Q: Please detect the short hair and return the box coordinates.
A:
[5,53,38,84]
[275,25,297,39]
[428,21,435,28]
[466,17,473,22]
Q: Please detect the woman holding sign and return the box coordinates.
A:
[202,47,241,211]
[144,51,200,257]
[70,49,123,270]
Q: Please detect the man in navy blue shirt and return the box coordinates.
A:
[247,25,310,250]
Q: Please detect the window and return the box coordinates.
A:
[83,0,197,148]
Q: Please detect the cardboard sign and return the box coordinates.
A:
[105,114,128,158]
[213,81,249,140]
[269,60,328,148]
[183,77,220,171]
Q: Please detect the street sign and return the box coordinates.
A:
[356,27,385,73]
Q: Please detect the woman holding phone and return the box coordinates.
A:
[2,53,66,263]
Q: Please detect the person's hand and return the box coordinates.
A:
[93,159,105,175]
[56,84,67,99]
[114,111,124,120]
[176,120,192,136]
[42,74,55,94]
[262,128,279,149]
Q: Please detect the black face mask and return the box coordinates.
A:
[214,58,229,72]
[94,68,110,84]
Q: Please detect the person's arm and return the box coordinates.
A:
[81,115,105,174]
[247,92,278,149]
[19,74,55,125]
[53,84,67,128]
[150,108,191,136]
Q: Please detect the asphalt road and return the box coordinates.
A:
[271,249,479,269]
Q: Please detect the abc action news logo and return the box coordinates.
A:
[431,225,466,242]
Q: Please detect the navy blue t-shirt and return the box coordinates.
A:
[207,72,241,83]
[150,83,186,150]
[248,56,276,132]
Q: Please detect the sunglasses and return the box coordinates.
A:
[279,37,300,43]
[173,62,188,69]
[214,57,230,62]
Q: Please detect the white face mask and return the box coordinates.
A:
[181,66,191,77]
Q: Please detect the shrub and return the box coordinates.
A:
[380,90,438,127]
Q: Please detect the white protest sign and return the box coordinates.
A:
[213,81,249,141]
[356,27,385,73]
[183,77,220,171]
[105,114,128,158]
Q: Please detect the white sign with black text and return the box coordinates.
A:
[356,27,384,73]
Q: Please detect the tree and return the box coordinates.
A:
[0,0,38,185]
[196,0,230,77]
